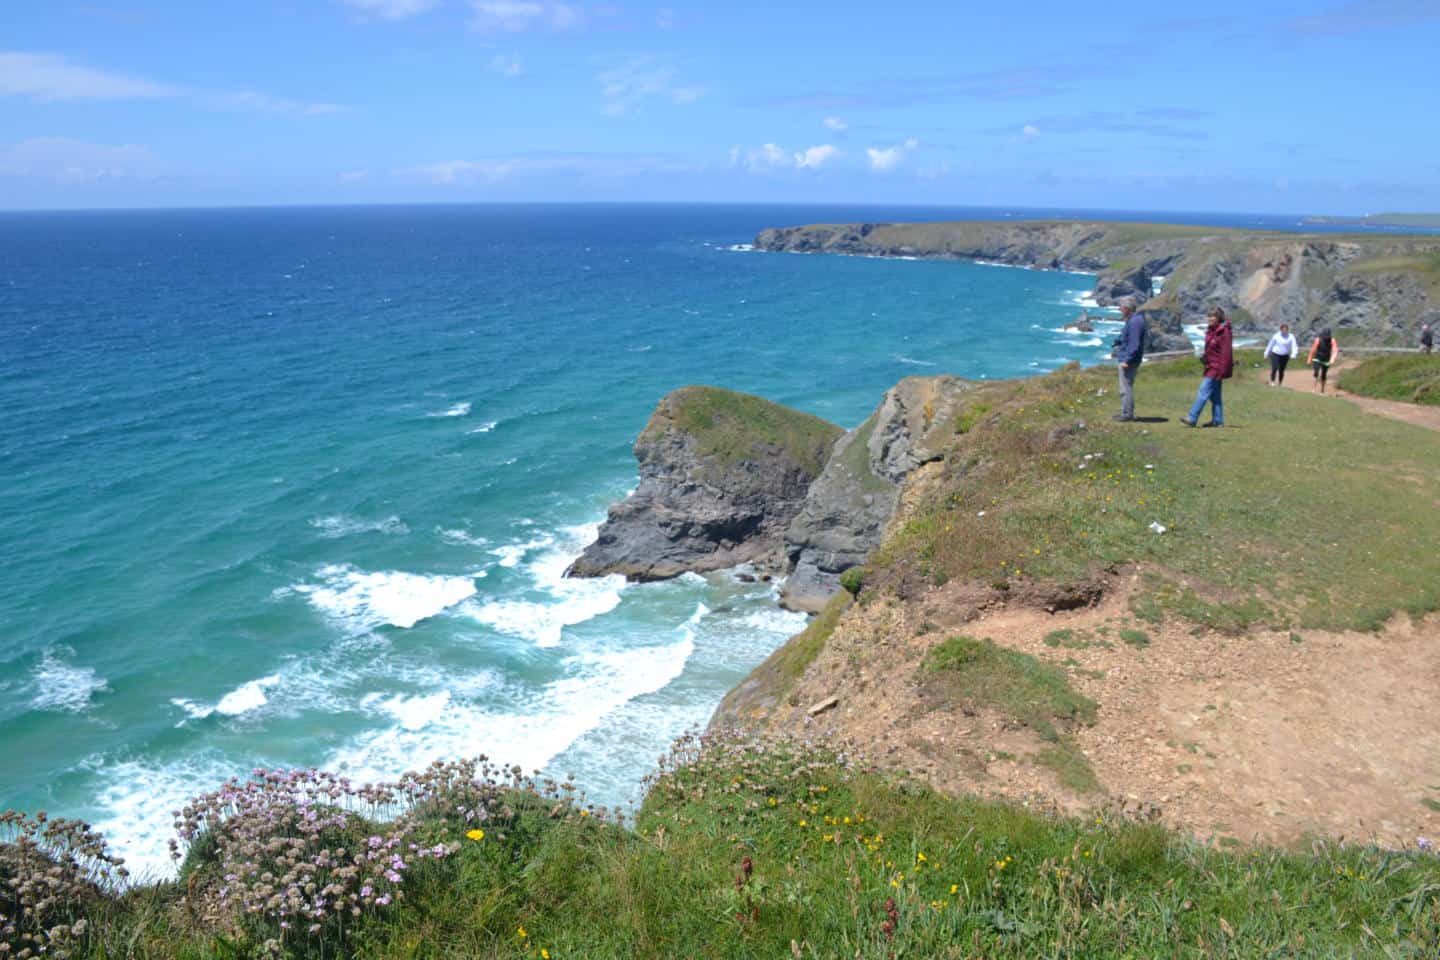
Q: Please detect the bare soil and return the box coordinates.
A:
[1271,364,1440,432]
[759,573,1440,850]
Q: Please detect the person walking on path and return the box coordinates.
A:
[1308,327,1340,394]
[1113,297,1146,422]
[1264,323,1299,386]
[1182,307,1234,427]
[1422,323,1434,354]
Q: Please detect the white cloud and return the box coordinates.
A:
[338,0,437,19]
[1022,124,1040,137]
[0,52,345,117]
[656,7,676,28]
[339,169,371,183]
[490,54,524,77]
[793,144,838,169]
[404,151,695,184]
[0,137,161,182]
[867,137,919,172]
[0,51,177,101]
[597,56,704,116]
[823,116,848,132]
[732,142,838,172]
[470,0,583,31]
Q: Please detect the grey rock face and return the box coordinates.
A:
[566,387,841,582]
[781,376,975,612]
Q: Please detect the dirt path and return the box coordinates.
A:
[1266,365,1440,432]
[770,576,1440,850]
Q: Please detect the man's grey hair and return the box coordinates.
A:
[1119,296,1138,311]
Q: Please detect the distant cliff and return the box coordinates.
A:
[756,220,1440,347]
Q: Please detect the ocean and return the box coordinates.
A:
[0,202,1351,877]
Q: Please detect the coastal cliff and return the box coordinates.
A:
[782,376,975,612]
[570,378,979,609]
[566,386,841,581]
[756,220,1440,347]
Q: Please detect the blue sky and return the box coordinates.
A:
[2,0,1438,212]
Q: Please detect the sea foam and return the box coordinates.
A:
[309,514,410,539]
[286,564,479,631]
[30,648,108,713]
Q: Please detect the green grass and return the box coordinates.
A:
[1341,354,1440,405]
[872,351,1440,633]
[640,385,842,476]
[1119,628,1151,648]
[1348,251,1440,298]
[52,734,1440,958]
[922,636,1097,742]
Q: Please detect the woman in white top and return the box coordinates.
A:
[1264,323,1299,386]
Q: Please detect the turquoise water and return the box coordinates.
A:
[0,204,1120,877]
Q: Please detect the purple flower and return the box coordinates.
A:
[1419,837,1434,851]
[375,894,391,906]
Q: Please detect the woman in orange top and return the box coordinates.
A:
[1307,327,1340,394]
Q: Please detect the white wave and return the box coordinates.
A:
[468,420,498,434]
[428,401,472,418]
[738,607,811,635]
[489,533,555,568]
[725,243,754,252]
[286,564,479,631]
[309,514,409,539]
[629,344,653,353]
[1069,292,1102,309]
[895,355,938,367]
[169,674,282,723]
[327,625,695,789]
[373,690,452,732]
[438,527,489,547]
[466,523,625,647]
[216,675,280,717]
[30,648,108,713]
[87,752,243,882]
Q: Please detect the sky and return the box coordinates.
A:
[2,0,1438,213]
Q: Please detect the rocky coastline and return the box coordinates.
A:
[568,378,978,612]
[755,220,1440,349]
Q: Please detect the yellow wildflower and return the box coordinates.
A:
[517,926,527,940]
[541,951,551,960]
[466,828,485,841]
[950,884,960,895]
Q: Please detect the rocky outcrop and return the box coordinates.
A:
[566,386,842,582]
[781,377,976,612]
[756,221,1440,347]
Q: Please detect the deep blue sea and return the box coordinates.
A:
[0,202,1371,877]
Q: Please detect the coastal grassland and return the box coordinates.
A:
[38,732,1440,958]
[1341,354,1440,405]
[1347,251,1440,299]
[724,592,852,713]
[872,351,1440,632]
[921,636,1098,791]
[641,386,842,476]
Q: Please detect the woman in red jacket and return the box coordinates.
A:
[1181,307,1234,428]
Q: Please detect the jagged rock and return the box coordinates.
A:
[756,221,1440,346]
[1065,314,1095,333]
[567,386,842,582]
[782,376,976,612]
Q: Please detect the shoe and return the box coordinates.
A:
[1180,417,1197,427]
[1112,415,1134,422]
[1201,422,1223,428]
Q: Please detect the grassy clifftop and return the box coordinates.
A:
[11,732,1439,959]
[639,385,842,477]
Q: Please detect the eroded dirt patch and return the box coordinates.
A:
[758,572,1440,849]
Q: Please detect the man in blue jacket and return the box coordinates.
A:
[1113,297,1146,422]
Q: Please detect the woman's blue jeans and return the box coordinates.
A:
[1187,377,1223,425]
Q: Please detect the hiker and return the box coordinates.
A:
[1182,307,1234,427]
[1308,327,1340,394]
[1113,297,1146,422]
[1422,323,1434,354]
[1263,323,1299,386]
